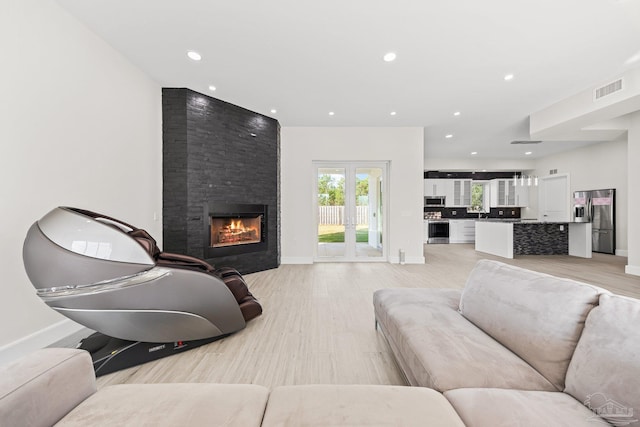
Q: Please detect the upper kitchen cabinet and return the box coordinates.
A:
[514,183,529,207]
[448,179,472,207]
[425,178,472,207]
[490,179,529,207]
[424,179,449,197]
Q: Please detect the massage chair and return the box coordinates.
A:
[22,207,262,375]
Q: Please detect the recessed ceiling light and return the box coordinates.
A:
[208,85,216,91]
[390,111,397,116]
[250,133,257,137]
[525,151,532,155]
[453,111,461,116]
[187,51,202,61]
[383,52,397,62]
[471,151,478,155]
[445,134,453,139]
[270,109,277,114]
[329,111,335,116]
[504,73,514,81]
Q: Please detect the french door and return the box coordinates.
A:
[314,161,388,262]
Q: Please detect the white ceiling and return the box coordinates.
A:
[57,0,640,160]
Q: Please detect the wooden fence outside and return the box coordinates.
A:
[318,206,369,225]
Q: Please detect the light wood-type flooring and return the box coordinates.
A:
[95,244,640,389]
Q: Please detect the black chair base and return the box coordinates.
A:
[78,332,229,376]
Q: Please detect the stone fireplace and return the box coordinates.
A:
[205,203,268,258]
[162,88,280,274]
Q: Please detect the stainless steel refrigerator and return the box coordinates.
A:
[573,189,615,254]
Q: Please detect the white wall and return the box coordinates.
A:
[529,139,628,253]
[281,127,424,264]
[627,112,640,274]
[0,0,162,357]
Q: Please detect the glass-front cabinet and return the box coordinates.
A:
[450,179,472,207]
[489,179,529,207]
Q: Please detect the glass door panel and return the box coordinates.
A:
[316,167,347,258]
[354,168,383,259]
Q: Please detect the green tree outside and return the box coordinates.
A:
[317,174,345,206]
[355,175,369,205]
[318,174,369,206]
[470,183,484,212]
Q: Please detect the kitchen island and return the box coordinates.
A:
[475,220,592,259]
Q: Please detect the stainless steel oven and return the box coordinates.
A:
[428,220,449,244]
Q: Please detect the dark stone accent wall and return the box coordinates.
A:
[163,89,189,254]
[162,88,280,274]
[514,223,568,255]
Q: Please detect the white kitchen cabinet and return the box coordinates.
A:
[490,179,512,207]
[448,179,472,207]
[490,179,528,207]
[514,184,529,207]
[449,219,476,243]
[424,179,449,197]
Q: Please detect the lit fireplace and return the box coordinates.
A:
[204,203,268,257]
[211,217,262,247]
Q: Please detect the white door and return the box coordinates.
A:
[314,162,388,262]
[539,174,570,222]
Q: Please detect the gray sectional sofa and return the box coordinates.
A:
[0,348,465,426]
[3,259,639,426]
[374,259,640,426]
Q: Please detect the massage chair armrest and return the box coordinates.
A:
[156,252,216,272]
[0,348,96,427]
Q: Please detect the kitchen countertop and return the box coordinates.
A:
[476,219,583,224]
[425,217,589,224]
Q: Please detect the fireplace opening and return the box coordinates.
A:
[211,216,262,247]
[204,203,268,258]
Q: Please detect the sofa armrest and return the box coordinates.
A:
[0,348,96,427]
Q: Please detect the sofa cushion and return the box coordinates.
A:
[0,348,96,427]
[374,287,462,334]
[262,385,465,427]
[374,288,555,392]
[459,260,604,391]
[564,293,640,427]
[445,388,609,427]
[56,383,269,427]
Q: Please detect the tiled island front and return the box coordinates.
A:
[475,220,592,259]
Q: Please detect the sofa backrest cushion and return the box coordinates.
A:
[0,348,96,427]
[564,294,640,427]
[459,260,604,391]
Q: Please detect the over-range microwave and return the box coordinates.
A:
[425,196,446,207]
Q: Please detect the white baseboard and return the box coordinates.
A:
[281,256,313,264]
[0,319,85,366]
[616,249,629,257]
[389,256,425,264]
[282,256,426,264]
[625,264,640,277]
